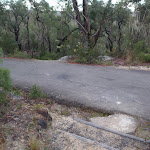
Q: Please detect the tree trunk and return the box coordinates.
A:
[118,21,122,52]
[47,34,51,53]
[72,0,84,33]
[72,0,104,50]
[26,16,30,50]
[15,30,21,51]
[83,0,90,33]
[105,28,113,52]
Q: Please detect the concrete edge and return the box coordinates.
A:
[74,118,150,144]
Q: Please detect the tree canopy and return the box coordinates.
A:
[0,0,149,63]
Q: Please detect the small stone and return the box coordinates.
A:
[37,119,47,129]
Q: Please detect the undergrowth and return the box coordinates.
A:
[29,84,45,100]
[0,67,12,106]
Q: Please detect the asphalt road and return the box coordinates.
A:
[1,58,150,120]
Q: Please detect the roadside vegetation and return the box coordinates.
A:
[29,84,45,100]
[0,1,150,149]
[0,48,12,106]
[0,86,150,149]
[0,0,150,65]
[0,86,111,149]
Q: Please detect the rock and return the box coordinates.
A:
[37,119,47,129]
[90,114,139,134]
[37,109,52,121]
[58,56,72,62]
[98,56,114,61]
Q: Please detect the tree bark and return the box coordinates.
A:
[15,29,21,51]
[26,16,30,50]
[72,0,84,33]
[105,28,113,52]
[83,0,90,33]
[72,0,108,49]
[47,34,51,53]
[118,20,122,52]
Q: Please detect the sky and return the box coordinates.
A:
[43,0,144,7]
[44,0,124,8]
[27,0,145,11]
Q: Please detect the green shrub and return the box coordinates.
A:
[128,41,150,63]
[76,57,88,64]
[0,68,12,91]
[0,31,17,54]
[0,68,12,106]
[139,53,150,63]
[93,59,102,64]
[29,84,44,99]
[133,41,149,57]
[0,91,9,106]
[75,46,100,64]
[8,49,29,59]
[0,48,2,58]
[134,41,147,54]
[39,52,59,60]
[0,48,3,63]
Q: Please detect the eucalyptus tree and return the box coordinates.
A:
[58,0,114,54]
[29,0,59,55]
[0,2,4,23]
[71,0,102,49]
[134,0,150,48]
[56,0,79,53]
[114,2,130,53]
[0,2,5,38]
[128,0,142,3]
[24,8,30,50]
[4,0,28,50]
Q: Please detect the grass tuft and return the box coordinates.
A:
[29,84,44,100]
[29,136,41,150]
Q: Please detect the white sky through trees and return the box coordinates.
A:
[45,0,120,6]
[41,0,129,8]
[25,0,144,11]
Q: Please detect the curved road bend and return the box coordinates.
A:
[1,58,150,120]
